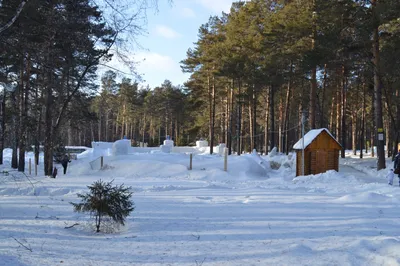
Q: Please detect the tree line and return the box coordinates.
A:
[91,72,190,147]
[1,0,400,174]
[180,0,400,170]
[0,0,167,175]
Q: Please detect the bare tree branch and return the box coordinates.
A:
[0,0,29,34]
[98,63,137,77]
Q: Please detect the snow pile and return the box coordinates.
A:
[334,191,396,203]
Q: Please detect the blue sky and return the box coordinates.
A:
[103,0,235,89]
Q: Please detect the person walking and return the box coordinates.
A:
[61,154,71,175]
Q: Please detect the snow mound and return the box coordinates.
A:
[293,170,359,185]
[242,154,269,177]
[335,191,394,203]
[0,186,76,197]
[96,159,188,179]
[287,243,314,255]
[147,185,199,192]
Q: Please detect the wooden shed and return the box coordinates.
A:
[293,128,342,176]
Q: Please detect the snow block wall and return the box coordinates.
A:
[160,139,174,153]
[163,140,174,146]
[216,144,226,156]
[91,141,113,157]
[196,140,208,148]
[112,139,131,156]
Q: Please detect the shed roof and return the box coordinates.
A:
[293,128,341,150]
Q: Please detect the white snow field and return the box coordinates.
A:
[1,146,400,266]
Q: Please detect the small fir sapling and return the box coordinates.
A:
[70,179,134,232]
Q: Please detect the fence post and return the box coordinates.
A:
[189,153,193,170]
[100,156,104,169]
[224,148,228,171]
[29,158,31,175]
[35,160,37,176]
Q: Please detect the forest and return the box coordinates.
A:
[1,0,400,175]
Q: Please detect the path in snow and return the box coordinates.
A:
[340,164,385,184]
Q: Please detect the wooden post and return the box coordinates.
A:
[35,160,37,176]
[224,148,228,171]
[29,158,31,175]
[100,156,104,169]
[189,153,193,170]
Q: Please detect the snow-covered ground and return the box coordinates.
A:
[1,147,400,266]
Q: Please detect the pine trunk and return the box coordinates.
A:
[372,0,385,169]
[264,86,270,155]
[236,79,242,155]
[0,87,5,164]
[284,63,293,155]
[249,98,253,151]
[395,86,400,158]
[18,55,30,172]
[371,83,375,158]
[329,95,335,134]
[336,78,341,140]
[360,81,366,159]
[352,109,357,156]
[309,7,317,130]
[228,84,233,155]
[210,75,216,154]
[269,84,275,151]
[278,86,283,152]
[320,64,327,128]
[44,84,53,176]
[341,65,346,158]
[11,89,18,169]
[252,85,257,151]
[98,111,102,141]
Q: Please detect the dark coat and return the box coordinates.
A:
[61,156,71,167]
[394,153,400,170]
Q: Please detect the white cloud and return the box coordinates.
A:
[135,52,189,87]
[196,0,233,13]
[136,52,176,71]
[155,25,181,39]
[181,7,196,18]
[97,51,189,88]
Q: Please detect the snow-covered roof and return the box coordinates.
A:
[293,128,340,150]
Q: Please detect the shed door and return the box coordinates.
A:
[316,150,327,174]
